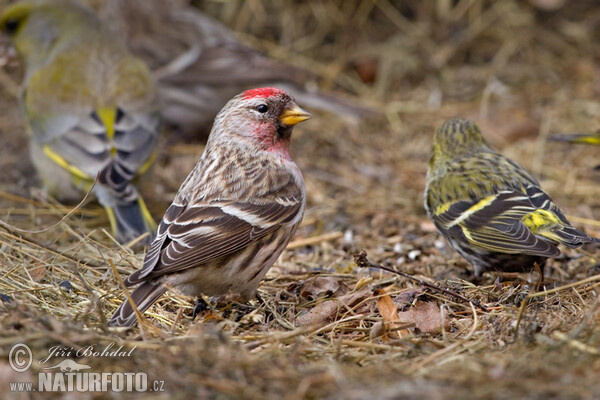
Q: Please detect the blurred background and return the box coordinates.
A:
[1,1,600,397]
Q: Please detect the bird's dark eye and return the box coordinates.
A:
[256,104,268,113]
[3,18,21,35]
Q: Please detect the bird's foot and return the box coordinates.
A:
[192,297,209,321]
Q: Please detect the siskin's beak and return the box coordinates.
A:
[279,105,311,127]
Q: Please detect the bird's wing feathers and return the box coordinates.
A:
[433,189,563,257]
[29,107,159,198]
[126,190,303,284]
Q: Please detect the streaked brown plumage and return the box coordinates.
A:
[109,87,310,327]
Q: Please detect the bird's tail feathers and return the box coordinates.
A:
[108,282,167,327]
[549,131,600,145]
[546,225,600,248]
[105,196,156,244]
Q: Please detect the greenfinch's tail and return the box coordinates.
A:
[105,196,156,245]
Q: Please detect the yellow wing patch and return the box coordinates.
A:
[434,201,451,215]
[447,195,496,227]
[521,209,560,234]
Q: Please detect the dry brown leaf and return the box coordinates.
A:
[299,276,349,300]
[375,291,398,323]
[375,289,408,339]
[27,264,46,282]
[295,289,372,327]
[397,300,450,334]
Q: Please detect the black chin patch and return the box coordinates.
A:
[277,125,293,140]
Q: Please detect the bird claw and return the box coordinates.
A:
[191,297,209,321]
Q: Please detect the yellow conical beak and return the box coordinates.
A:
[279,105,311,126]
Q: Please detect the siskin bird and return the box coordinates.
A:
[95,0,372,136]
[109,87,310,327]
[0,0,160,243]
[424,118,598,276]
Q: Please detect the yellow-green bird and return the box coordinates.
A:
[424,118,598,276]
[0,0,159,243]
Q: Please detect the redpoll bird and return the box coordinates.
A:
[96,0,372,135]
[425,118,598,276]
[109,88,310,327]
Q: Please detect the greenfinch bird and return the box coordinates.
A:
[0,0,159,243]
[425,118,598,276]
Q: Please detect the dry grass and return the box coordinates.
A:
[2,0,600,398]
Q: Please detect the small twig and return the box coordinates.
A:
[353,250,489,312]
[287,231,343,249]
[108,260,148,336]
[0,174,98,235]
[515,273,600,339]
[0,228,103,270]
[514,292,530,340]
[551,331,600,355]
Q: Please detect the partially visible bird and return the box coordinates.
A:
[109,87,310,327]
[424,118,598,276]
[95,0,372,136]
[0,0,160,243]
[550,130,600,170]
[550,131,600,145]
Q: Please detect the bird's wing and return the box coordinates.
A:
[432,189,563,257]
[521,183,599,247]
[126,186,304,284]
[27,105,159,194]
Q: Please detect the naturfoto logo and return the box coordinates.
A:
[8,343,165,393]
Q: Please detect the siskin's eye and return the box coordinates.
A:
[3,18,21,35]
[256,104,269,113]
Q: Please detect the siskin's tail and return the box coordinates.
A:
[550,225,600,248]
[108,281,167,327]
[105,196,156,244]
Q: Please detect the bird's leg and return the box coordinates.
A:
[533,262,544,292]
[255,292,265,305]
[192,297,209,321]
[230,292,264,311]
